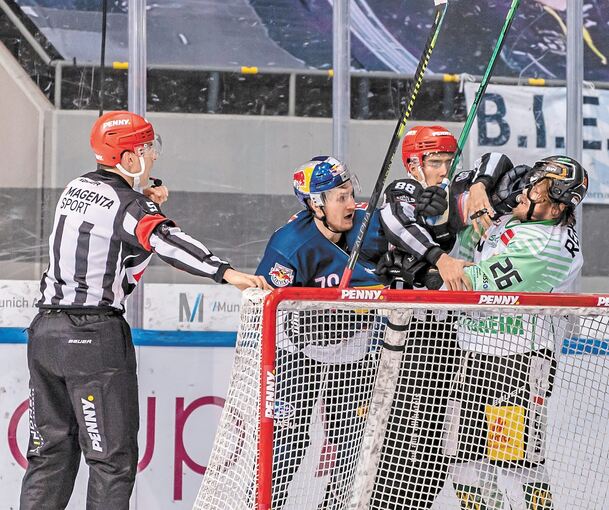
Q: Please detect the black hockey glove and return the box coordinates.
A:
[375,250,429,288]
[490,164,531,217]
[374,251,402,283]
[415,186,448,218]
[417,267,444,290]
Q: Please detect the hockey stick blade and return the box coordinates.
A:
[339,0,448,289]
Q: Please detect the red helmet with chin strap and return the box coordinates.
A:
[90,110,155,166]
[401,125,457,169]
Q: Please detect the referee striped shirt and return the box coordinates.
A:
[39,170,231,310]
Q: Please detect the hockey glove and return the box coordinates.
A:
[415,186,448,218]
[418,267,443,290]
[490,164,531,217]
[375,250,429,288]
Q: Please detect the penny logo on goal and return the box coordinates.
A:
[597,297,609,307]
[478,294,519,305]
[264,371,275,419]
[340,289,383,300]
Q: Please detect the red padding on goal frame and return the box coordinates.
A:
[266,287,609,309]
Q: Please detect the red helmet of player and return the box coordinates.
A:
[401,125,457,185]
[90,110,157,167]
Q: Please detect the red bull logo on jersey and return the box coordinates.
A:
[269,263,294,287]
[478,294,520,305]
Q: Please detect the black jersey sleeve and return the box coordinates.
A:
[379,179,444,265]
[470,152,515,190]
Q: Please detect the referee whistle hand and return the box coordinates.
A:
[143,185,169,206]
[224,269,273,291]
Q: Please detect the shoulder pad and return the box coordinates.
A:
[383,179,422,205]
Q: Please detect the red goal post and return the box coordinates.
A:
[194,287,609,510]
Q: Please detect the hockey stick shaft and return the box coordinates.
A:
[447,0,521,179]
[339,0,448,289]
[98,0,108,116]
[348,309,414,509]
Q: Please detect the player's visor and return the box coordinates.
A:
[135,134,162,157]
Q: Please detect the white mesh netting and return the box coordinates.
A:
[194,289,609,510]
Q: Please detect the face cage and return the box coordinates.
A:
[526,171,577,207]
[521,176,570,221]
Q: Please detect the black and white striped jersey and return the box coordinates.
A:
[379,178,450,265]
[379,152,514,265]
[38,170,231,310]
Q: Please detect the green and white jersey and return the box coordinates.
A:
[455,215,583,355]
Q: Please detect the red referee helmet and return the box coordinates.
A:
[90,111,155,167]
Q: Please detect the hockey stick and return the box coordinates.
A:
[347,309,413,509]
[338,0,448,289]
[447,0,521,180]
[98,0,109,116]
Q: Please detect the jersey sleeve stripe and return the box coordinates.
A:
[380,204,438,259]
[149,232,229,281]
[135,214,168,251]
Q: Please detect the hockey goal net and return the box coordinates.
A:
[193,287,609,510]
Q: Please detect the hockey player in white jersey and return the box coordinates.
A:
[445,155,588,510]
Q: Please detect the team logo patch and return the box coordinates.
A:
[455,170,473,182]
[27,388,45,456]
[269,263,294,287]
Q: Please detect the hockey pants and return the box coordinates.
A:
[20,309,139,510]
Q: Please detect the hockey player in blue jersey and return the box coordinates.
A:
[256,156,387,509]
[257,157,386,289]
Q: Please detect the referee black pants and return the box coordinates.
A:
[20,309,139,510]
